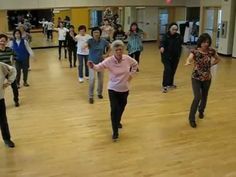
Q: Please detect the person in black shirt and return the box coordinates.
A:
[113,25,127,41]
[159,22,183,93]
[66,25,77,68]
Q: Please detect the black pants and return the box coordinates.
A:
[161,55,180,87]
[0,99,11,141]
[189,78,211,121]
[68,47,77,67]
[108,90,129,135]
[11,80,19,103]
[15,60,29,84]
[129,51,141,63]
[47,30,53,40]
[58,40,67,59]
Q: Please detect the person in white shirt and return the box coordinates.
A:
[39,18,48,36]
[75,25,92,82]
[46,20,54,41]
[0,62,16,148]
[57,22,69,60]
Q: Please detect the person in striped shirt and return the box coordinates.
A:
[0,34,19,107]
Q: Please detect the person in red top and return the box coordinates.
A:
[185,33,221,128]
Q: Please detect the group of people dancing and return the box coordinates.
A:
[0,20,221,147]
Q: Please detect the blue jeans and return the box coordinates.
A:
[78,55,89,78]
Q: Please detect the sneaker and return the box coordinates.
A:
[162,87,168,93]
[85,76,89,80]
[4,140,15,148]
[199,112,204,119]
[79,78,84,83]
[98,95,103,99]
[89,98,94,104]
[23,82,30,87]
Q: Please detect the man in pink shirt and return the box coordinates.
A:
[88,40,138,141]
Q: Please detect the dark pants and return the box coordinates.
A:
[161,55,180,87]
[189,78,211,121]
[58,40,67,59]
[11,80,19,103]
[47,30,53,40]
[15,60,29,84]
[108,90,129,135]
[129,51,141,63]
[78,55,89,78]
[0,99,11,141]
[68,47,77,67]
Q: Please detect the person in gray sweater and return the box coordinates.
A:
[0,62,16,148]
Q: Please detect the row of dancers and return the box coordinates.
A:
[0,22,220,147]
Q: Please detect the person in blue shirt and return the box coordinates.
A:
[86,27,110,104]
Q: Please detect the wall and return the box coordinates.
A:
[174,7,186,21]
[0,10,8,33]
[71,8,90,32]
[218,0,236,55]
[0,0,189,10]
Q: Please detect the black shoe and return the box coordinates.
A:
[15,102,20,107]
[189,121,197,128]
[89,98,94,104]
[4,140,15,148]
[199,112,204,119]
[118,123,123,129]
[74,64,77,67]
[58,56,61,60]
[70,65,72,68]
[112,133,119,141]
[98,95,103,99]
[23,82,30,87]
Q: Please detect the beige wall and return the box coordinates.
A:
[0,0,190,10]
[175,7,186,21]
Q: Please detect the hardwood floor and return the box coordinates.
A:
[0,43,236,177]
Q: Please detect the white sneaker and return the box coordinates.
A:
[79,78,84,83]
[85,76,89,80]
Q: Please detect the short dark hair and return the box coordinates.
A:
[197,33,212,48]
[91,27,102,36]
[78,25,86,32]
[13,29,22,39]
[0,34,8,41]
[69,25,74,29]
[168,22,178,30]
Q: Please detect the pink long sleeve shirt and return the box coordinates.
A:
[93,55,138,92]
